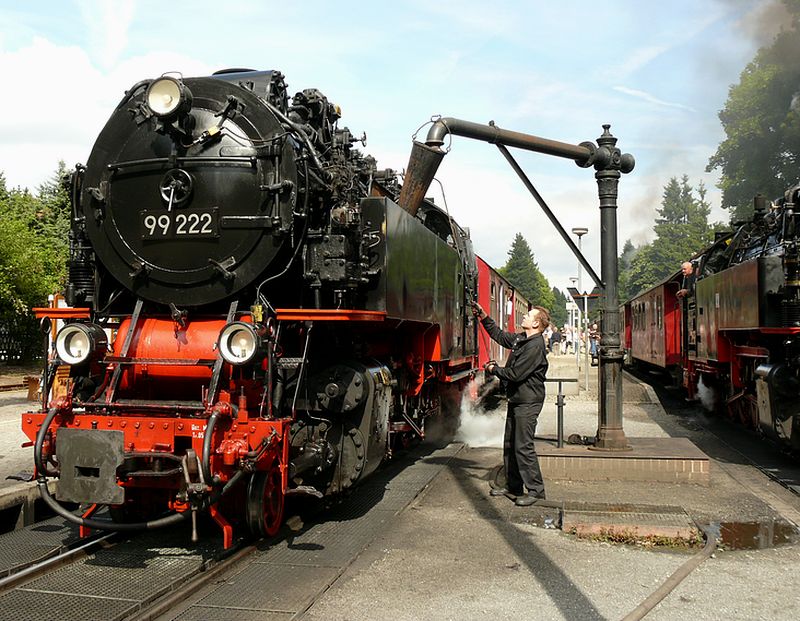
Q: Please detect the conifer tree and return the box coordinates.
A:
[498,233,555,311]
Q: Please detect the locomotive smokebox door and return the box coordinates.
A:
[56,429,125,505]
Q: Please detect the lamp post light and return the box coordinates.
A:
[571,228,589,390]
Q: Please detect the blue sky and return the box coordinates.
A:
[0,0,788,296]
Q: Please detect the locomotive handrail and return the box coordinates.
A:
[82,399,205,412]
[103,356,217,366]
[106,155,257,171]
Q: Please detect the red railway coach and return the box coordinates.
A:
[475,256,530,367]
[623,274,683,380]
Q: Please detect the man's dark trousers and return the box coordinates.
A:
[503,401,545,496]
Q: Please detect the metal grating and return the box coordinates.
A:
[20,552,200,601]
[172,442,462,620]
[255,512,385,567]
[0,590,136,621]
[0,517,81,576]
[196,563,340,612]
[331,482,423,515]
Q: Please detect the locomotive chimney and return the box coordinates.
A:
[397,141,445,217]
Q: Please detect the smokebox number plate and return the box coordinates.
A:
[140,208,219,240]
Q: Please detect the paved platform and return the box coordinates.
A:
[298,356,800,620]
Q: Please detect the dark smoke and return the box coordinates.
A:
[730,0,793,47]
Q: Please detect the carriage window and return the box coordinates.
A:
[657,295,662,329]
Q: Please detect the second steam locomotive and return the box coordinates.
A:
[623,187,800,454]
[23,69,486,545]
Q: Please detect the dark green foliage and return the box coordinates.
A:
[498,233,555,313]
[621,176,717,300]
[617,239,639,302]
[0,165,71,362]
[550,287,568,327]
[707,0,800,222]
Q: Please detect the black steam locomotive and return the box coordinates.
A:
[24,69,479,545]
[624,186,800,453]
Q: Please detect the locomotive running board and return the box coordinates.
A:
[275,309,387,321]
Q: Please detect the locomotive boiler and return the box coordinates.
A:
[22,69,479,546]
[624,185,800,454]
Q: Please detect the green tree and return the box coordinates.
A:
[625,176,715,296]
[35,161,71,257]
[0,165,71,361]
[707,0,800,222]
[498,233,555,311]
[550,287,568,327]
[617,238,640,302]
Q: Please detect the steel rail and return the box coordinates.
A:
[0,531,115,594]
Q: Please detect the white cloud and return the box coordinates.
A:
[0,37,216,190]
[613,86,696,112]
[77,0,135,69]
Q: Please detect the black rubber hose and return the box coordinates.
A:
[37,478,188,531]
[34,407,61,477]
[36,469,247,533]
[621,525,718,621]
[202,410,222,485]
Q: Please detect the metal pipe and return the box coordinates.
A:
[495,144,603,290]
[425,118,596,165]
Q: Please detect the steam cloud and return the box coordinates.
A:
[454,377,506,447]
[697,374,716,412]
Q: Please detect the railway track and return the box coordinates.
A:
[0,530,115,593]
[630,368,800,498]
[0,442,461,620]
[0,515,232,621]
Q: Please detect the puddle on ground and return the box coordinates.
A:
[708,520,800,550]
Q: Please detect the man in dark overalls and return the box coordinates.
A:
[472,303,549,506]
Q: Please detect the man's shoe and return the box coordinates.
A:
[489,487,521,499]
[514,492,545,507]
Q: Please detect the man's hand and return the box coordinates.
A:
[676,289,687,299]
[483,360,496,374]
[471,301,486,319]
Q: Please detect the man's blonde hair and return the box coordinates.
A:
[532,306,550,330]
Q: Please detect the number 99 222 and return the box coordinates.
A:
[140,209,218,240]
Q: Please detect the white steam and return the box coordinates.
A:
[454,377,506,447]
[697,374,716,412]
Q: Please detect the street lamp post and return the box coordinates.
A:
[569,277,579,366]
[572,227,589,390]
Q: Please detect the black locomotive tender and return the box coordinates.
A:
[24,69,479,545]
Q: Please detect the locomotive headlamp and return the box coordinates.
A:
[145,76,192,119]
[218,322,262,365]
[55,323,108,366]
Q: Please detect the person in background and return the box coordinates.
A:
[549,326,561,355]
[676,261,696,299]
[589,321,600,365]
[472,302,550,506]
[563,324,573,355]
